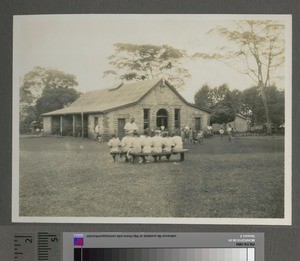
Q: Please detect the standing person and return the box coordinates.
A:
[108,134,121,163]
[152,130,163,162]
[197,129,204,144]
[188,127,193,144]
[207,125,212,135]
[171,131,183,152]
[227,124,232,142]
[124,117,138,134]
[184,124,190,142]
[181,128,185,142]
[94,124,101,141]
[192,128,198,143]
[219,127,224,140]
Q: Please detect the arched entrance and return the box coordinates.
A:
[156,109,168,129]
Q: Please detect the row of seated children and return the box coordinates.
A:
[108,130,183,163]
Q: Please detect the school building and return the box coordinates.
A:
[42,78,211,140]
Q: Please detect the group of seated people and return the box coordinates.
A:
[108,130,183,163]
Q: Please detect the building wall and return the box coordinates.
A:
[233,116,248,132]
[88,114,105,139]
[44,83,210,140]
[62,115,73,136]
[43,116,52,135]
[212,116,249,133]
[99,83,210,139]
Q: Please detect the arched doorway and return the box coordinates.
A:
[156,109,168,129]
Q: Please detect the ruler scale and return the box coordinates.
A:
[37,232,61,261]
[14,233,36,261]
[13,232,61,261]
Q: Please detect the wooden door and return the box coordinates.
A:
[118,118,126,139]
[195,117,201,131]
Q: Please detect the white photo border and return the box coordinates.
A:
[12,14,292,225]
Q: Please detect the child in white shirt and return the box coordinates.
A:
[108,134,121,162]
[152,130,163,161]
[171,132,183,152]
[162,132,174,161]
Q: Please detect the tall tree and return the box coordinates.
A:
[193,20,285,133]
[20,67,78,106]
[20,67,79,127]
[103,43,191,89]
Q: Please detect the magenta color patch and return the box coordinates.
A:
[74,237,84,246]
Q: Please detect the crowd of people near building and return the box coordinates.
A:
[108,118,184,163]
[105,118,237,163]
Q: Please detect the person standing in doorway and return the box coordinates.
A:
[94,124,101,142]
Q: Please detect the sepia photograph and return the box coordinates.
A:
[12,14,291,224]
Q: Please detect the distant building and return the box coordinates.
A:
[42,78,211,140]
[212,114,250,133]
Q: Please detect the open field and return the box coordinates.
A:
[18,135,284,218]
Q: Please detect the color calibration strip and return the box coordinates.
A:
[74,248,255,261]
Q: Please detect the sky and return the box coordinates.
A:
[13,14,289,102]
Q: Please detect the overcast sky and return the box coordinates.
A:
[13,14,289,102]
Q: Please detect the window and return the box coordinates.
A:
[174,109,180,129]
[144,109,150,130]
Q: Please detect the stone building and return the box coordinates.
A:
[42,78,211,140]
[211,114,250,133]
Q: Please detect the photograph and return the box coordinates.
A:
[12,14,292,224]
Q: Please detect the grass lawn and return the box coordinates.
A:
[19,135,284,218]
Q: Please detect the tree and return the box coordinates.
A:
[241,86,264,126]
[210,100,236,125]
[103,43,191,89]
[194,83,240,125]
[241,85,284,130]
[36,87,80,117]
[193,20,285,133]
[20,67,78,105]
[266,86,284,128]
[209,84,237,124]
[20,67,79,128]
[194,84,213,108]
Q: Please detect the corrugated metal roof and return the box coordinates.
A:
[42,78,211,116]
[43,78,162,116]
